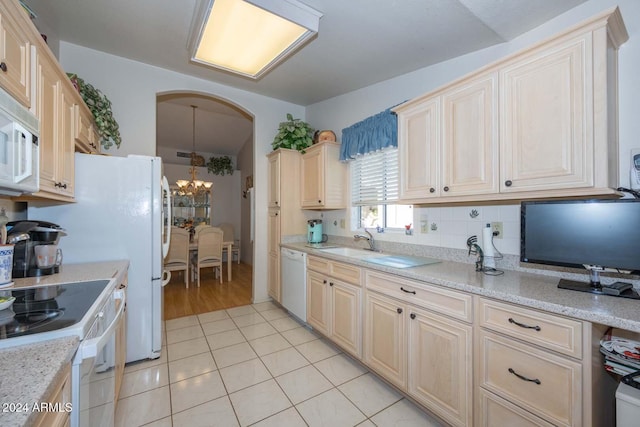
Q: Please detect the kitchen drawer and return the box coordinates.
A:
[477,388,555,427]
[365,270,472,322]
[307,255,330,274]
[477,297,582,358]
[478,330,582,427]
[308,255,361,285]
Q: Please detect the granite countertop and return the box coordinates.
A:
[0,260,130,427]
[283,242,640,333]
[0,336,79,427]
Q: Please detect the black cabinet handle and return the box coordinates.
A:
[410,313,416,319]
[62,183,67,189]
[505,180,513,187]
[443,186,449,192]
[0,62,7,72]
[329,282,334,287]
[275,212,278,216]
[396,308,403,314]
[275,201,278,205]
[508,318,541,331]
[508,368,541,385]
[429,188,435,193]
[318,200,322,203]
[400,287,416,295]
[323,279,327,284]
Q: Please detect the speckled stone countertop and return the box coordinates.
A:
[0,260,130,427]
[283,242,640,333]
[0,336,78,427]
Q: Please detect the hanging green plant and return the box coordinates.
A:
[272,113,314,153]
[206,155,234,176]
[67,73,122,150]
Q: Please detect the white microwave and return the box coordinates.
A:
[0,88,39,196]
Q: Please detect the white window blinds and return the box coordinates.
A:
[350,147,399,206]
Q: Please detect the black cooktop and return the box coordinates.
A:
[0,280,110,340]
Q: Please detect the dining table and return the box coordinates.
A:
[189,240,234,282]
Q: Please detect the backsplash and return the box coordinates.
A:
[0,199,27,222]
[316,203,521,255]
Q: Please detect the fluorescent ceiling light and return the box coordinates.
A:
[190,0,322,79]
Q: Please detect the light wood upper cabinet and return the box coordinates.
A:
[34,50,74,200]
[75,104,100,154]
[398,97,439,200]
[268,152,281,207]
[442,73,498,196]
[301,141,347,209]
[0,1,31,108]
[395,8,627,204]
[501,34,591,193]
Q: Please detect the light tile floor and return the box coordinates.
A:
[115,302,443,427]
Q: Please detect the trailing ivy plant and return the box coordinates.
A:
[206,155,234,176]
[272,113,314,153]
[67,73,122,150]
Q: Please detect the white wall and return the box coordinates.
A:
[307,0,640,255]
[59,42,305,303]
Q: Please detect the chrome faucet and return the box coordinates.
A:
[354,228,376,251]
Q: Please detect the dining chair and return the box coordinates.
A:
[194,227,224,287]
[218,223,240,264]
[164,227,190,287]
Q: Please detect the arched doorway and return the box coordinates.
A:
[156,91,254,319]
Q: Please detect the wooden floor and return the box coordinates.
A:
[163,261,253,320]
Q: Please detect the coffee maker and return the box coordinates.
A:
[7,220,66,278]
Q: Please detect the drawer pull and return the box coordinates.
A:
[397,308,403,314]
[508,368,541,385]
[400,287,416,295]
[508,317,541,331]
[410,313,416,320]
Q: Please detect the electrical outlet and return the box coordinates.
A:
[340,219,345,229]
[491,222,503,239]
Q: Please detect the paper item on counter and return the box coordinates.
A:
[600,329,640,375]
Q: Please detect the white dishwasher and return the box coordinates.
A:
[281,248,307,322]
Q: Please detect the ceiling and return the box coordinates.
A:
[24,0,587,157]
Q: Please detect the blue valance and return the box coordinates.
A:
[340,108,397,161]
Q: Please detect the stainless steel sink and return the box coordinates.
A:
[361,255,440,269]
[316,247,384,258]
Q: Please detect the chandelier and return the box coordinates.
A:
[176,105,213,195]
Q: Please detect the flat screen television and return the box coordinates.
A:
[521,199,640,297]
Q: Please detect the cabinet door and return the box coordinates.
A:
[36,52,59,194]
[0,8,31,107]
[398,97,440,200]
[330,280,361,358]
[301,147,323,207]
[500,34,592,192]
[364,291,406,389]
[441,72,498,196]
[267,209,281,302]
[114,301,126,403]
[75,105,99,153]
[306,270,330,335]
[268,252,280,302]
[57,85,75,197]
[408,306,472,427]
[268,152,280,207]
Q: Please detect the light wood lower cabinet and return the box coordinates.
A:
[364,290,472,427]
[32,364,71,427]
[478,388,555,427]
[307,269,362,357]
[114,295,127,403]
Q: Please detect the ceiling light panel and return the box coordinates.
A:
[191,0,322,79]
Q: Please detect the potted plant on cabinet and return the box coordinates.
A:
[67,73,122,150]
[272,113,314,153]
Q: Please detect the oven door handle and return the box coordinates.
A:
[80,290,126,360]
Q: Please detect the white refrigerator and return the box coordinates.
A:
[28,153,171,363]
